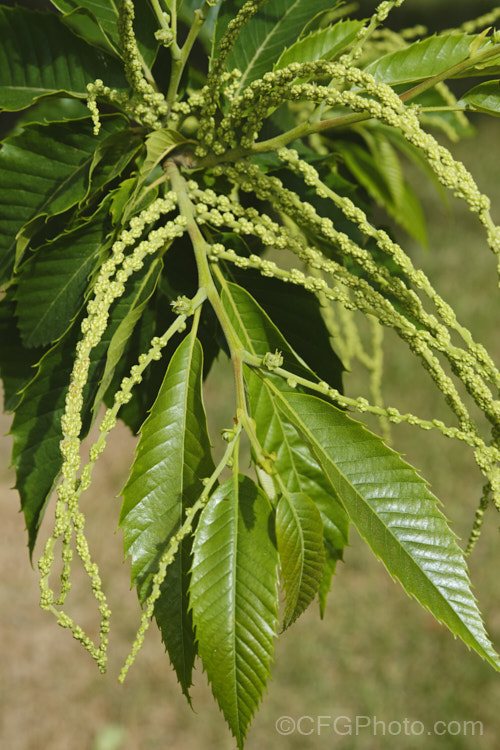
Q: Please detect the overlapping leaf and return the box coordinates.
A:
[276,391,500,671]
[0,6,128,112]
[0,293,45,412]
[119,333,214,696]
[276,490,325,629]
[190,474,279,748]
[0,115,127,283]
[336,133,427,245]
[220,280,348,613]
[215,0,339,94]
[15,209,110,348]
[50,0,160,66]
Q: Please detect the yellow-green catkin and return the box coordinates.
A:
[38,194,185,670]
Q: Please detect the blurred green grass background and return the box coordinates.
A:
[2,2,500,748]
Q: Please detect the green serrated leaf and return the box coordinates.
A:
[364,32,489,86]
[459,80,500,117]
[0,292,46,412]
[15,210,110,348]
[119,333,214,696]
[0,6,127,112]
[50,0,160,67]
[85,127,143,201]
[274,19,364,69]
[276,490,325,629]
[215,0,337,94]
[219,280,348,614]
[0,115,126,283]
[276,390,500,671]
[245,369,348,576]
[190,474,279,748]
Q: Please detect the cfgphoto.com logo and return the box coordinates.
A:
[275,715,484,738]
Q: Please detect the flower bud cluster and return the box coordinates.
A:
[117,0,168,128]
[86,80,130,135]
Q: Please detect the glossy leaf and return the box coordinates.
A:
[139,129,192,183]
[215,0,338,94]
[365,32,489,85]
[85,128,143,200]
[460,80,500,117]
[245,369,348,586]
[220,279,334,385]
[274,20,364,69]
[0,6,127,112]
[15,210,110,348]
[119,333,214,696]
[190,474,279,748]
[220,280,348,613]
[277,390,500,671]
[0,116,126,283]
[223,269,344,391]
[276,491,325,629]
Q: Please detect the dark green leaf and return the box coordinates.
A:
[120,333,214,696]
[50,0,160,67]
[15,209,110,348]
[86,128,143,200]
[219,279,330,385]
[245,369,348,579]
[190,474,279,748]
[0,115,124,283]
[277,390,500,671]
[0,292,45,412]
[0,6,127,112]
[276,491,325,628]
[215,0,338,94]
[336,137,427,245]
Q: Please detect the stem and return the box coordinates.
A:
[400,41,500,104]
[165,160,272,469]
[150,0,169,29]
[241,350,487,450]
[165,4,212,119]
